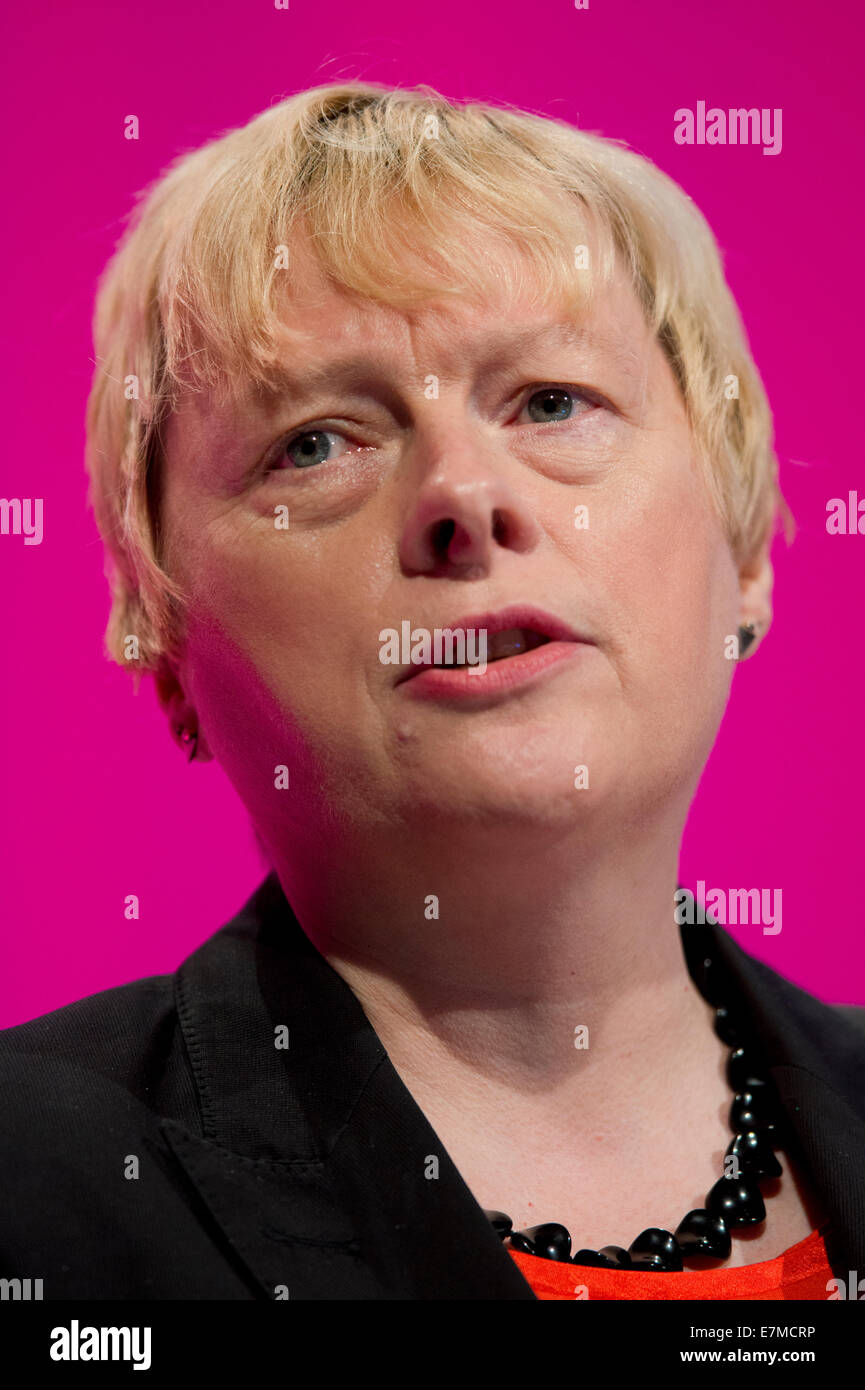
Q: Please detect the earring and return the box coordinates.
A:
[176,725,198,762]
[737,622,759,657]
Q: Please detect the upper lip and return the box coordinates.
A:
[394,604,591,684]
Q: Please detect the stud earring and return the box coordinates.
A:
[737,623,759,657]
[176,725,198,762]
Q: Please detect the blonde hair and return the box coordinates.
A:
[85,80,791,673]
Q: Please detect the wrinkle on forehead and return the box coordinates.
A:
[161,243,667,464]
[244,261,655,408]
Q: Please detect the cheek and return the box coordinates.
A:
[618,454,736,613]
[579,458,740,712]
[174,512,336,653]
[177,520,381,735]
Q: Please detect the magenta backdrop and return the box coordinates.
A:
[1,0,863,1025]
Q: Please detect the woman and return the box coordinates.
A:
[1,81,863,1302]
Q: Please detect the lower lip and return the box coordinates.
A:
[397,640,588,701]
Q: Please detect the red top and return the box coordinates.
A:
[509,1225,834,1299]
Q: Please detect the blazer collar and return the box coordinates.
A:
[162,875,865,1296]
[164,875,535,1297]
[679,911,865,1276]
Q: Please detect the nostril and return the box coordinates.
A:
[430,517,456,555]
[492,510,507,544]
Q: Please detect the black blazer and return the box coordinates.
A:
[1,874,863,1300]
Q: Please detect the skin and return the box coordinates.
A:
[156,230,823,1266]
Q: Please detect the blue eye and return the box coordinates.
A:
[281,429,345,469]
[525,388,579,422]
[267,386,598,476]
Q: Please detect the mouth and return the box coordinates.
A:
[463,627,549,665]
[413,626,551,672]
[394,606,590,686]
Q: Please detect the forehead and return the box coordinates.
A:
[161,229,665,466]
[260,231,652,391]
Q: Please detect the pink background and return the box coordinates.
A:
[1,0,863,1025]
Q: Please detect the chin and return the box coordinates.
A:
[398,761,604,830]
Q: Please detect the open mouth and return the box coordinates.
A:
[392,607,587,688]
[430,628,550,669]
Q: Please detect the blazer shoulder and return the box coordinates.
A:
[0,971,176,1064]
[0,887,272,1135]
[0,969,195,1131]
[707,926,865,1094]
[748,953,865,1045]
[833,1002,865,1035]
[0,966,226,1295]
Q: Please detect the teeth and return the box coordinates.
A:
[434,628,549,667]
[487,628,548,662]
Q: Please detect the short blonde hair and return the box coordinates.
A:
[85,80,790,673]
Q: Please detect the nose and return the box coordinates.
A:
[398,432,543,578]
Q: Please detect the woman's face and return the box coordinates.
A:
[159,233,748,856]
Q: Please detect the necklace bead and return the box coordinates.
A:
[674,1209,732,1259]
[484,957,784,1269]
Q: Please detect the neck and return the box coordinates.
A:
[265,802,716,1111]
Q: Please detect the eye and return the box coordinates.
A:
[521,387,598,424]
[269,428,353,471]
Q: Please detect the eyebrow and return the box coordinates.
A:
[257,321,643,401]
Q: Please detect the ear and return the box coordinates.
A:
[736,539,774,660]
[153,658,214,763]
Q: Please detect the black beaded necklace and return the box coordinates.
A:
[484,945,787,1271]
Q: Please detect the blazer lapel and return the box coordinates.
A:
[681,916,865,1276]
[157,1117,384,1299]
[166,875,865,1296]
[166,876,536,1299]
